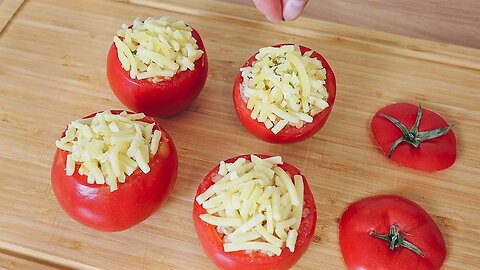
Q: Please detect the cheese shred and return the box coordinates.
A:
[196,155,305,256]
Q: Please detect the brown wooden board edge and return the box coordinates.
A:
[0,240,99,270]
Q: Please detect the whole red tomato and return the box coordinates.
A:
[107,27,208,117]
[51,111,178,232]
[192,154,317,270]
[371,103,456,171]
[233,44,336,144]
[339,195,446,270]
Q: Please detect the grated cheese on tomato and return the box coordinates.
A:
[55,111,162,192]
[196,155,305,256]
[114,17,204,82]
[240,45,329,134]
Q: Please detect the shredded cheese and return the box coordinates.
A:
[196,155,305,256]
[114,17,204,82]
[224,242,282,256]
[286,229,298,252]
[55,111,162,192]
[240,45,329,134]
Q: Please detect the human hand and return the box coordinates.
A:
[253,0,309,22]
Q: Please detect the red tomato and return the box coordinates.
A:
[371,103,456,171]
[232,44,336,143]
[51,111,178,232]
[339,195,446,270]
[192,154,317,270]
[107,27,208,117]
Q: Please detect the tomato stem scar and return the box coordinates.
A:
[370,224,424,257]
[379,104,454,158]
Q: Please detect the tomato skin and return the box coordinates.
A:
[371,103,456,171]
[107,28,208,117]
[51,111,178,232]
[232,44,336,144]
[339,195,446,270]
[193,154,317,270]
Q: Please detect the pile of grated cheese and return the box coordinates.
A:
[240,45,329,134]
[114,17,204,82]
[55,111,162,192]
[196,155,305,256]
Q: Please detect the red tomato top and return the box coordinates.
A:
[371,103,456,171]
[339,195,446,270]
[193,154,317,270]
[233,44,336,143]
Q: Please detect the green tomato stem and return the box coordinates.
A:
[370,224,424,257]
[380,104,453,159]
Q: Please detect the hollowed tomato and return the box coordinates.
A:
[51,110,178,231]
[193,154,317,270]
[107,27,208,117]
[233,44,336,143]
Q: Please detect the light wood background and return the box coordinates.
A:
[0,0,25,31]
[0,0,479,269]
[226,0,480,49]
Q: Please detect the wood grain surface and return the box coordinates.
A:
[0,0,479,269]
[0,0,25,31]
[0,252,59,270]
[226,0,480,49]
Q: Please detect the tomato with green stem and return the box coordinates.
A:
[371,103,456,171]
[339,195,446,270]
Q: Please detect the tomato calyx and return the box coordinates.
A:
[380,104,454,158]
[370,224,424,257]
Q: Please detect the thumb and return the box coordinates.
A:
[282,0,309,21]
[253,0,283,22]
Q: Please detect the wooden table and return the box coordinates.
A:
[0,0,479,269]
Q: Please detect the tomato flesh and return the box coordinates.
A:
[107,28,208,117]
[193,154,317,270]
[51,111,178,231]
[233,44,336,144]
[339,195,446,270]
[371,103,456,171]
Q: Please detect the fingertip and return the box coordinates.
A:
[282,12,300,21]
[253,0,283,22]
[282,0,308,21]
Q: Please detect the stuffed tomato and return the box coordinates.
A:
[51,110,178,231]
[193,154,317,270]
[233,44,336,143]
[107,17,208,117]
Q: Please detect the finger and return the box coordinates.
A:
[282,0,309,21]
[253,0,283,22]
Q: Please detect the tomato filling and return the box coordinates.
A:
[196,155,305,256]
[113,17,204,83]
[240,45,329,134]
[55,110,162,192]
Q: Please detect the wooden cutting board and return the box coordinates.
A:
[0,0,479,269]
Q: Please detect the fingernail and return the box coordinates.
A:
[283,0,305,21]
